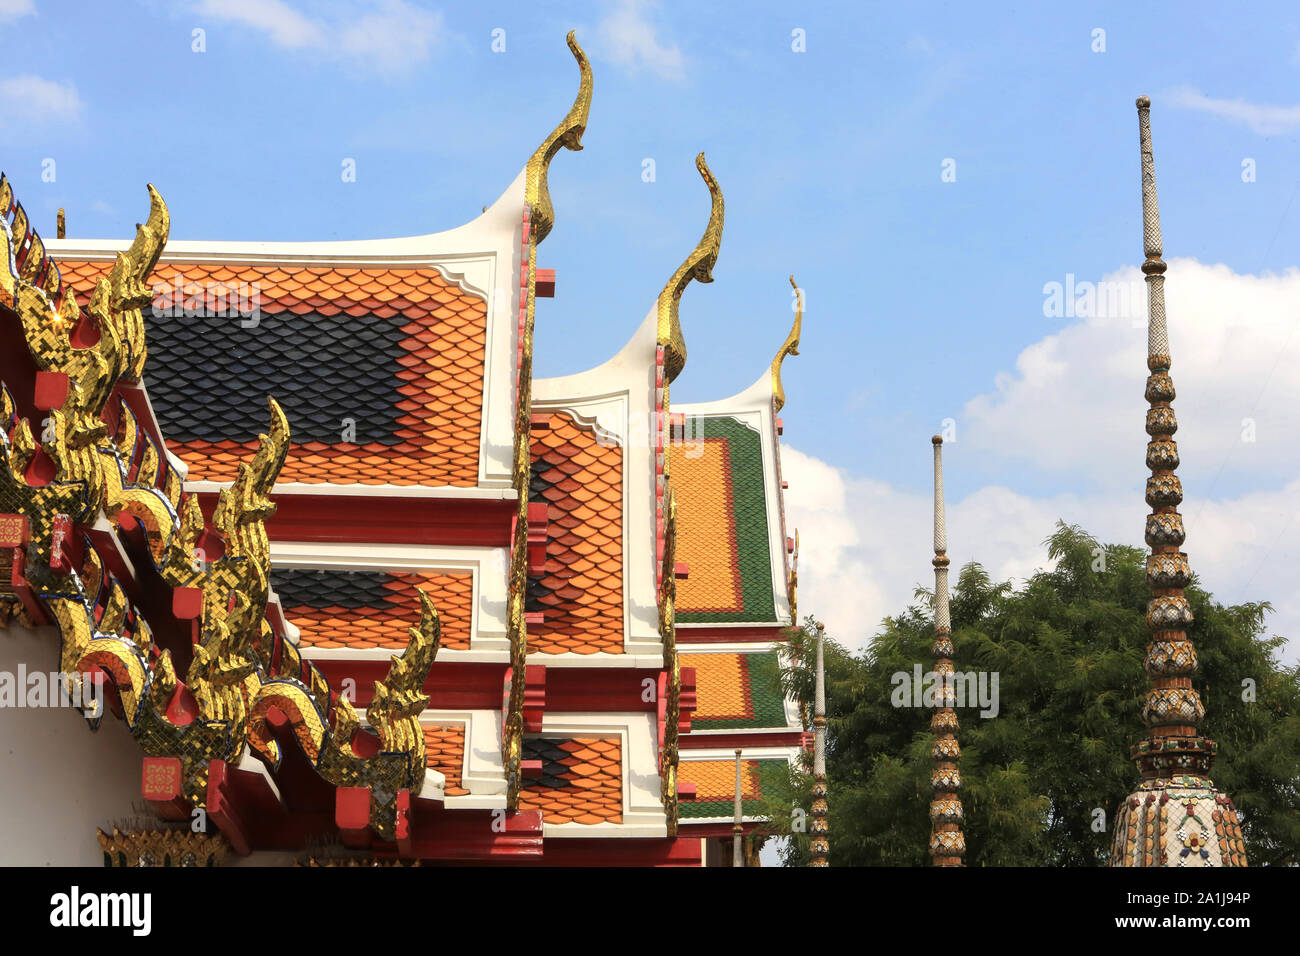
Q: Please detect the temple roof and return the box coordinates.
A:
[272,567,474,651]
[56,260,488,487]
[528,410,624,654]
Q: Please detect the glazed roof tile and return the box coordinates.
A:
[678,757,789,820]
[526,412,623,654]
[58,261,486,486]
[272,568,473,650]
[422,723,469,796]
[519,736,623,824]
[686,650,792,730]
[669,416,776,623]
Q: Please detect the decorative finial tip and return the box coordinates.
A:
[932,435,943,445]
[1136,95,1151,109]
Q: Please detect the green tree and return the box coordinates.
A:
[764,522,1300,866]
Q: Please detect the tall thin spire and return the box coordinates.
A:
[809,621,830,866]
[1110,96,1247,867]
[732,748,744,866]
[928,436,964,866]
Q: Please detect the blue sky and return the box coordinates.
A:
[5,0,1299,657]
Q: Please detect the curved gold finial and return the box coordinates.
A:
[525,30,592,244]
[772,274,803,412]
[123,184,170,284]
[657,152,724,385]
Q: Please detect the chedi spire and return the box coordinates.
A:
[1110,96,1248,868]
[928,436,964,866]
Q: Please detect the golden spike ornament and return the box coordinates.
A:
[656,153,724,387]
[504,31,593,807]
[772,275,803,413]
[524,30,592,245]
[928,436,965,866]
[1110,97,1247,867]
[658,485,681,834]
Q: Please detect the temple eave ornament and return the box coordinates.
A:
[772,274,802,413]
[656,152,724,387]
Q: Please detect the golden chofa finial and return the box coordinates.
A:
[657,152,725,385]
[56,208,65,239]
[525,30,592,245]
[772,274,803,412]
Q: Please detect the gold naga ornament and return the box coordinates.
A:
[771,275,802,414]
[2,176,443,842]
[654,152,724,835]
[503,29,592,808]
[656,152,724,390]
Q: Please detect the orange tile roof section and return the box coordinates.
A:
[669,438,743,614]
[287,571,473,650]
[688,652,750,721]
[528,412,623,654]
[58,260,487,486]
[679,759,761,802]
[422,723,469,796]
[519,736,623,825]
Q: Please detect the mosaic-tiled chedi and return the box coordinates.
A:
[1109,97,1248,868]
[928,436,964,866]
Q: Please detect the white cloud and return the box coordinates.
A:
[0,0,34,23]
[595,0,685,82]
[785,444,1298,663]
[1165,85,1300,135]
[0,75,83,124]
[784,258,1300,664]
[193,0,442,72]
[964,259,1300,493]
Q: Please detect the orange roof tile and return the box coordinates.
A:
[57,261,487,486]
[519,736,622,824]
[282,570,473,651]
[423,723,469,796]
[527,412,623,654]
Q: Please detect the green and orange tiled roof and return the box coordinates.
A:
[423,723,469,796]
[271,568,473,650]
[519,736,623,824]
[527,411,623,654]
[686,650,792,730]
[669,415,776,623]
[678,758,789,820]
[58,261,487,486]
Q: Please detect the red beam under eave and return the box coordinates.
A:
[680,731,804,750]
[394,802,543,860]
[678,821,766,840]
[193,491,515,548]
[309,658,666,713]
[207,758,335,854]
[529,837,703,867]
[678,624,791,644]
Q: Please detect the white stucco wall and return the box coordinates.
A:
[0,623,143,866]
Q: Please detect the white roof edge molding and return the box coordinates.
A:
[43,166,528,284]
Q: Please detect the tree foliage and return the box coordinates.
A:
[764,522,1300,866]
